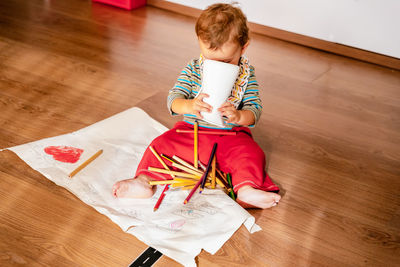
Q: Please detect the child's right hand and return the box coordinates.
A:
[189,93,212,119]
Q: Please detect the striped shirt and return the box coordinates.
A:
[167,58,262,129]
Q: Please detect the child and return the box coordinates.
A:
[112,3,281,209]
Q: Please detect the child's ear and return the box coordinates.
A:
[241,41,250,55]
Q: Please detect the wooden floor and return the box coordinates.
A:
[1,0,399,266]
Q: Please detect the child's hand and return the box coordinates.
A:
[218,102,241,124]
[189,93,212,119]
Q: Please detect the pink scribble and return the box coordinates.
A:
[170,219,186,230]
[44,146,83,163]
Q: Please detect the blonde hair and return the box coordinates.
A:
[195,3,249,49]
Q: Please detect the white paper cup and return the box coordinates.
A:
[199,59,240,127]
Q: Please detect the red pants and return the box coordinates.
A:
[135,121,279,193]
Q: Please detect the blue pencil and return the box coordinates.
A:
[199,143,218,193]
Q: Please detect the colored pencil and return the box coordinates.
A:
[172,155,198,172]
[153,184,169,212]
[176,181,211,190]
[194,120,198,169]
[200,158,221,185]
[226,173,236,200]
[217,174,231,191]
[176,129,237,136]
[148,180,176,185]
[199,160,230,190]
[211,155,216,189]
[198,160,206,171]
[160,154,176,164]
[173,177,199,182]
[171,181,197,187]
[149,146,174,178]
[200,143,218,193]
[149,177,198,186]
[183,178,202,204]
[69,149,103,178]
[216,169,228,184]
[216,177,231,192]
[147,167,199,179]
[171,162,203,177]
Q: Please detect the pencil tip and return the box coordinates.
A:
[153,208,158,212]
[183,200,187,204]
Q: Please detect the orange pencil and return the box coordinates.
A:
[211,155,216,189]
[176,129,236,136]
[194,120,198,169]
[153,184,169,212]
[69,149,103,178]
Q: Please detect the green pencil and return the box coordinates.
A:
[226,173,236,201]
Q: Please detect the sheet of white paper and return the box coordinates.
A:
[199,59,239,127]
[5,107,260,267]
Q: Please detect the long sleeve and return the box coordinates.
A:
[167,60,199,115]
[240,65,263,125]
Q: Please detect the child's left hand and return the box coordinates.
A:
[218,102,241,124]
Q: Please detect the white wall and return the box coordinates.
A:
[167,0,400,59]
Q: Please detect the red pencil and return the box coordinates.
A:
[153,184,170,212]
[176,129,236,136]
[183,178,202,204]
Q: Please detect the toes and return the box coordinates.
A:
[274,194,281,203]
[267,194,281,207]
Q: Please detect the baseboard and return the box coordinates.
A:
[147,0,400,70]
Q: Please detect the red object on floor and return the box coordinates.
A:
[92,0,146,10]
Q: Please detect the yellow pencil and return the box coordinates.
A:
[215,177,227,189]
[172,155,199,172]
[171,181,197,187]
[178,182,211,190]
[69,149,103,178]
[173,176,199,181]
[149,180,176,185]
[194,121,198,169]
[149,177,198,185]
[211,155,216,189]
[149,146,174,178]
[173,177,199,182]
[147,167,199,179]
[216,169,228,184]
[171,162,203,177]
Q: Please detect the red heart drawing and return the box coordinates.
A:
[44,146,84,163]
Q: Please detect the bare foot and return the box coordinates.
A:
[112,174,156,198]
[236,185,281,209]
